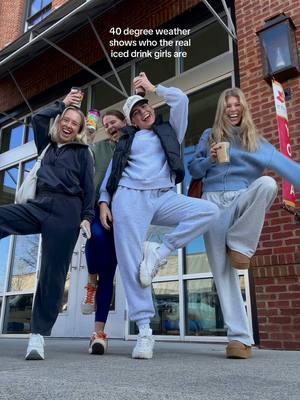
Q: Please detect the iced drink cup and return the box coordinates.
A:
[133,76,146,97]
[71,87,84,108]
[217,142,230,163]
[86,109,100,133]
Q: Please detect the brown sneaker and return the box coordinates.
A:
[226,341,252,359]
[228,249,251,270]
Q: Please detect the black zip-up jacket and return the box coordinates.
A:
[106,115,185,196]
[32,101,95,223]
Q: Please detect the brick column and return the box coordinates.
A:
[235,0,300,349]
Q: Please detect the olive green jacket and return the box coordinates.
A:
[90,139,116,203]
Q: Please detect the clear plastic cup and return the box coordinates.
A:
[216,142,230,163]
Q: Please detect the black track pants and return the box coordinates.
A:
[0,192,82,335]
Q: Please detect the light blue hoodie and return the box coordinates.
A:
[188,128,300,191]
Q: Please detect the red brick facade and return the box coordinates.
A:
[235,0,300,349]
[0,0,200,112]
[0,0,24,50]
[0,0,299,349]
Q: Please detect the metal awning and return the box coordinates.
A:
[0,0,236,123]
[0,0,123,77]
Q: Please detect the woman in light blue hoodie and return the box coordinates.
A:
[188,87,300,360]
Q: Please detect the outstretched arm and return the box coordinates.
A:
[133,72,188,143]
[268,148,300,189]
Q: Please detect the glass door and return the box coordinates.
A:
[51,235,126,338]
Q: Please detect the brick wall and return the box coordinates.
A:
[235,0,300,349]
[52,0,69,9]
[0,0,24,50]
[0,0,200,112]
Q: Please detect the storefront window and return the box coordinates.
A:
[2,294,33,334]
[0,165,19,206]
[92,68,131,110]
[153,281,179,335]
[136,47,175,84]
[182,79,231,273]
[185,278,225,336]
[24,120,34,143]
[130,280,179,335]
[183,19,229,72]
[20,159,36,185]
[9,235,39,292]
[0,237,10,293]
[0,123,24,153]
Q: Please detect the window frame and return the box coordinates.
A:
[25,0,52,30]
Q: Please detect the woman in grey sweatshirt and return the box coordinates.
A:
[188,87,300,360]
[100,73,219,360]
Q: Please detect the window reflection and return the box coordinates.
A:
[0,123,24,153]
[60,270,71,313]
[185,279,225,336]
[136,47,175,85]
[24,121,34,143]
[183,19,229,71]
[27,0,52,28]
[0,237,10,293]
[152,281,179,335]
[20,159,36,185]
[92,68,131,110]
[185,79,231,148]
[129,281,179,335]
[9,235,39,292]
[0,165,19,205]
[3,294,33,334]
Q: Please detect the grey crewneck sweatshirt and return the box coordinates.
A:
[100,84,188,204]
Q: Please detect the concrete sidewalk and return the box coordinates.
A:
[0,338,299,400]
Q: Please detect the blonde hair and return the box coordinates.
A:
[212,88,260,152]
[50,106,87,144]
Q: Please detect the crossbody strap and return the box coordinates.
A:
[37,142,52,161]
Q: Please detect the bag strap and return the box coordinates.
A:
[37,142,51,161]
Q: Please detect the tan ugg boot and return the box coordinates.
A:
[226,341,252,359]
[228,249,251,270]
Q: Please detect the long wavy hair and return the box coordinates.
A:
[212,88,260,152]
[50,106,87,144]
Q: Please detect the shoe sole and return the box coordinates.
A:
[140,243,167,288]
[132,352,153,359]
[89,342,105,355]
[25,350,44,360]
[81,305,95,315]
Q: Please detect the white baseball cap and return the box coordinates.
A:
[123,95,148,122]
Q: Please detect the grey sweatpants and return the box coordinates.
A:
[112,187,219,325]
[203,176,278,345]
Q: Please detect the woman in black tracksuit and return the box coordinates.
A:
[0,90,95,360]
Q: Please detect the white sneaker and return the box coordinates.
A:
[25,334,45,360]
[139,242,167,288]
[132,328,155,359]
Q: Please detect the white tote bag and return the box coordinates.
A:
[15,143,51,204]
